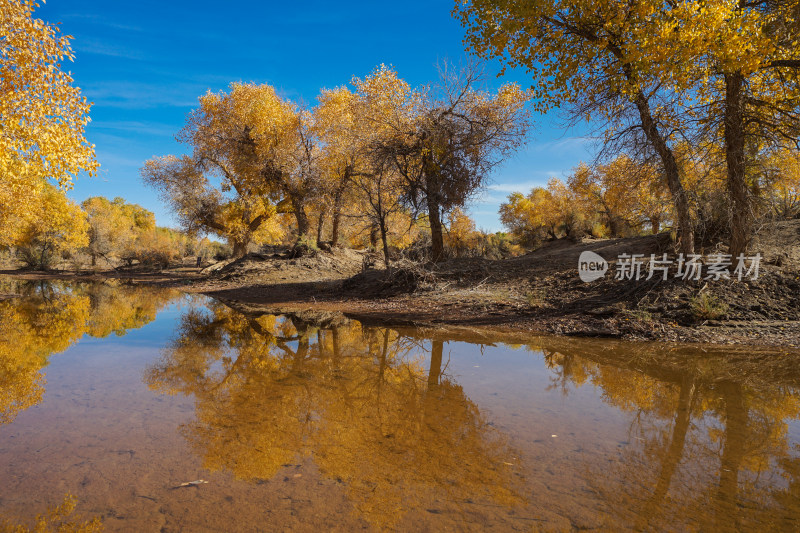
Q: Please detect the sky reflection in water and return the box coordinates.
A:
[0,280,798,531]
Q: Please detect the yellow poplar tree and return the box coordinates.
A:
[375,62,531,261]
[456,0,697,252]
[81,196,156,266]
[314,86,361,246]
[760,149,800,219]
[567,156,670,236]
[0,0,97,246]
[14,184,88,270]
[664,0,800,256]
[444,207,479,257]
[457,0,800,256]
[350,65,417,269]
[141,83,293,256]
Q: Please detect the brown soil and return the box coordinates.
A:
[3,220,799,347]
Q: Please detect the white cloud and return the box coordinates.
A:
[90,121,176,137]
[75,38,145,60]
[60,13,146,33]
[524,136,595,156]
[488,181,546,193]
[84,81,202,109]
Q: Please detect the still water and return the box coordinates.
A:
[0,280,798,532]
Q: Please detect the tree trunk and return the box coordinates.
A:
[331,328,341,362]
[377,329,389,385]
[379,216,391,272]
[632,91,695,254]
[316,207,327,247]
[422,159,446,262]
[724,72,751,258]
[330,182,345,246]
[427,340,444,392]
[292,198,310,241]
[39,240,50,271]
[651,218,661,235]
[369,224,379,248]
[232,239,248,258]
[714,380,747,532]
[427,195,445,262]
[293,334,309,372]
[608,215,620,237]
[606,45,695,252]
[331,204,342,246]
[635,375,695,530]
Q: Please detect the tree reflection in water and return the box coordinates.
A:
[0,280,180,425]
[3,281,798,530]
[539,340,800,531]
[145,302,526,529]
[146,304,800,531]
[3,281,799,531]
[144,300,800,530]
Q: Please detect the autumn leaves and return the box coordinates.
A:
[4,0,797,264]
[142,64,531,265]
[458,0,800,255]
[0,0,97,247]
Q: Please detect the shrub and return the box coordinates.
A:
[16,243,57,270]
[690,292,729,320]
[474,232,522,260]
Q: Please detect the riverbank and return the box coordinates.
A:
[2,219,799,347]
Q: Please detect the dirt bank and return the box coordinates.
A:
[3,220,799,347]
[189,220,800,347]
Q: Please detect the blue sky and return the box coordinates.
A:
[40,0,595,232]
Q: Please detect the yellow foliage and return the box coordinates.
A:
[444,207,480,256]
[537,340,800,530]
[760,149,800,218]
[0,283,89,423]
[502,155,675,246]
[0,0,97,246]
[14,185,89,269]
[145,306,526,529]
[500,178,584,244]
[568,156,670,235]
[0,281,178,424]
[81,197,156,265]
[143,83,302,254]
[457,0,798,113]
[0,493,102,533]
[457,0,800,254]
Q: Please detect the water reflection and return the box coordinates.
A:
[1,282,799,530]
[540,341,800,531]
[0,280,179,424]
[145,302,526,529]
[147,301,800,530]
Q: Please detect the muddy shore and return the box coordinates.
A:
[3,221,800,348]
